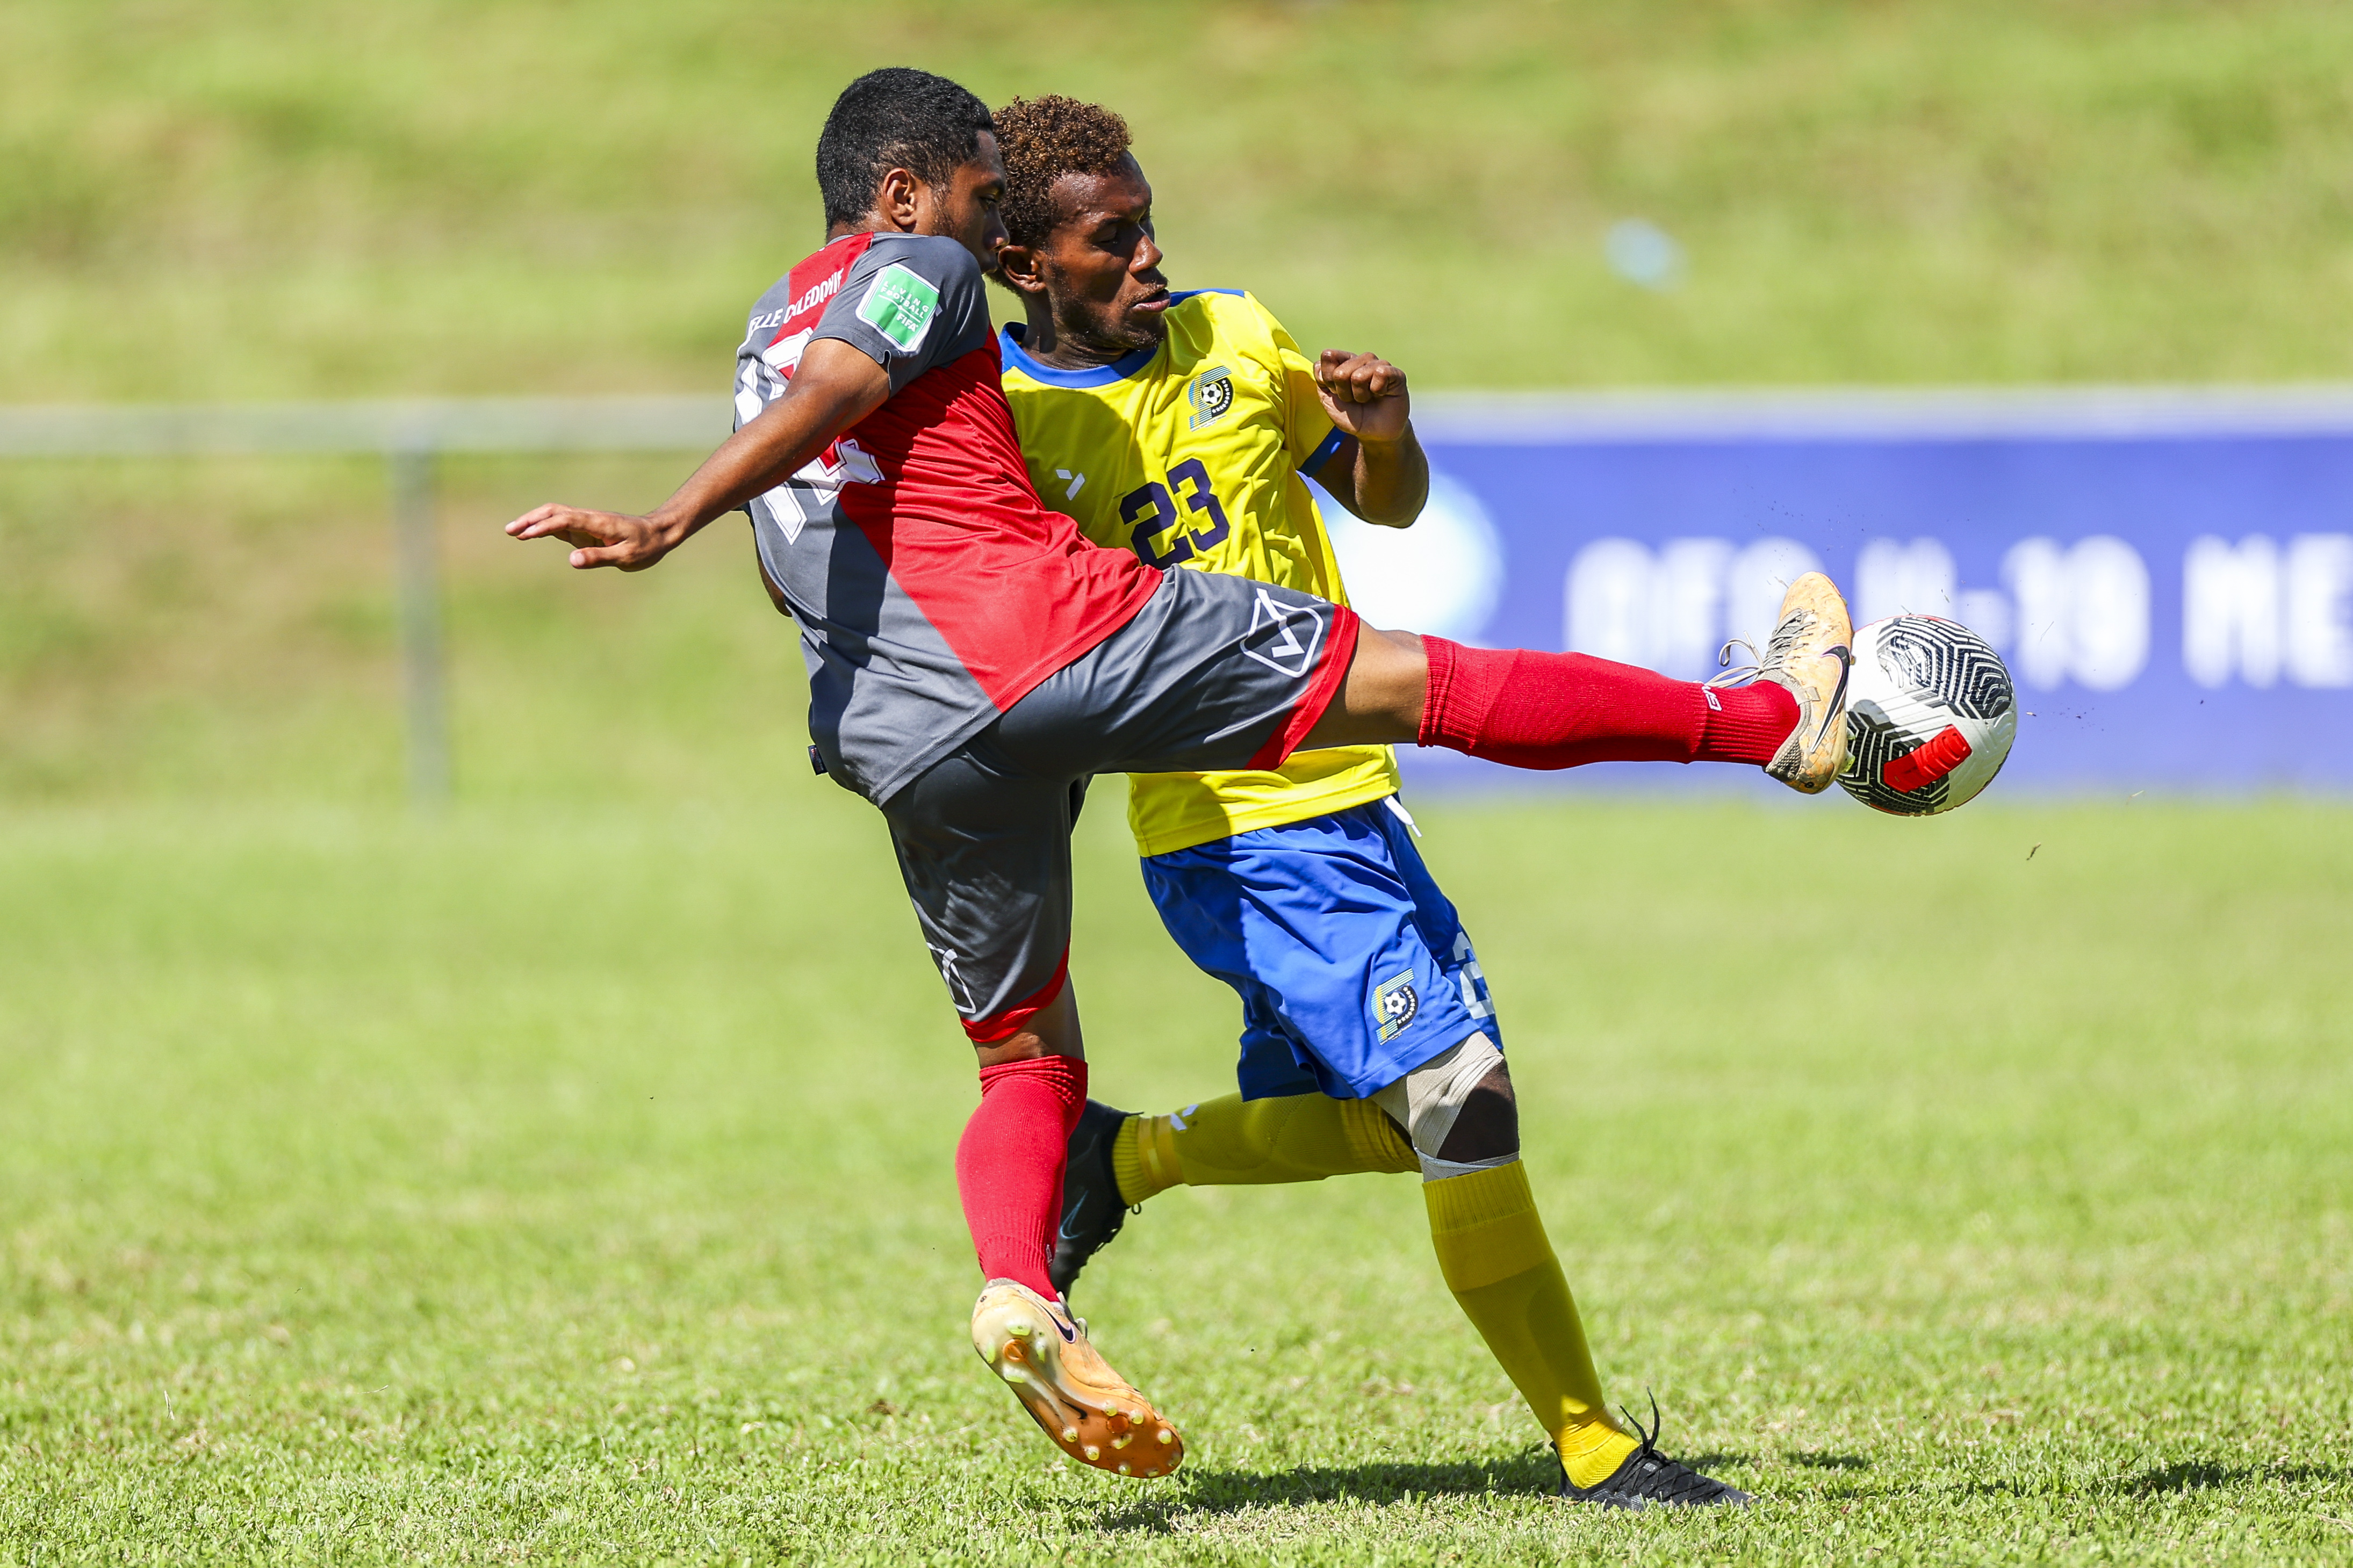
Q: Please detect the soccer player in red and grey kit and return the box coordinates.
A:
[510,67,1853,1493]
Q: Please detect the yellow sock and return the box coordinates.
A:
[1423,1161,1637,1490]
[1110,1092,1417,1204]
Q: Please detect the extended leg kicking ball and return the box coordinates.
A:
[1838,615,2018,816]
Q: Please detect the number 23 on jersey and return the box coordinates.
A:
[1119,458,1231,569]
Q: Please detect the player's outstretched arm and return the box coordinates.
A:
[505,339,891,571]
[1312,349,1428,529]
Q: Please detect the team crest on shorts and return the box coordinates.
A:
[1373,970,1419,1043]
[1186,365,1235,429]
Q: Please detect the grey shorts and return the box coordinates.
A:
[880,567,1361,1042]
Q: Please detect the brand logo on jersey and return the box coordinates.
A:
[1374,971,1419,1042]
[857,263,940,351]
[927,942,974,1013]
[1186,364,1235,429]
[1241,588,1326,680]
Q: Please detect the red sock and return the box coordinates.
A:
[954,1054,1087,1303]
[1416,639,1797,769]
[1699,679,1802,764]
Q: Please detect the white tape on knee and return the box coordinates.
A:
[1371,1031,1508,1179]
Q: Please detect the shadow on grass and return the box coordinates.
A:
[1786,1453,1871,1471]
[1090,1450,1764,1531]
[1944,1462,2346,1502]
[2117,1462,2343,1495]
[1092,1454,1555,1530]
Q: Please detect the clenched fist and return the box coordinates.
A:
[1314,349,1411,445]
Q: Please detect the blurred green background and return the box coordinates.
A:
[5,0,2353,801]
[11,0,2353,401]
[6,8,2352,1558]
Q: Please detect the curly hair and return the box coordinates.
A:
[993,95,1134,250]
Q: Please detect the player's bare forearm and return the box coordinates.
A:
[1335,428,1429,528]
[506,339,890,571]
[1311,349,1427,527]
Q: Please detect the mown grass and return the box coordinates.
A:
[0,452,807,802]
[5,0,2353,399]
[4,6,2352,1560]
[2,796,2348,1562]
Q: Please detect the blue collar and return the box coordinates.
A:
[998,322,1162,387]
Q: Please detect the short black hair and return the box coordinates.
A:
[815,68,995,229]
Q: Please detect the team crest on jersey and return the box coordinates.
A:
[1186,364,1235,429]
[1373,971,1419,1043]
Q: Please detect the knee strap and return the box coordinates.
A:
[1371,1032,1520,1180]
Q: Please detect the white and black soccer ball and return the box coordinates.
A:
[1838,615,2017,816]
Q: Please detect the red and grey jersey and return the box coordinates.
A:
[734,232,1163,803]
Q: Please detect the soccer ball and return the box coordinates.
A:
[1837,615,2017,816]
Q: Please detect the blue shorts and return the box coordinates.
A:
[1140,798,1500,1101]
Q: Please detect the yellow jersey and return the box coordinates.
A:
[998,289,1400,857]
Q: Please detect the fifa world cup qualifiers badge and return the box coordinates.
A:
[1373,971,1419,1043]
[1186,365,1235,429]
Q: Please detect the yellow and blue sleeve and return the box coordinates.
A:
[1252,297,1345,480]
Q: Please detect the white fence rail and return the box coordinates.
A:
[0,396,733,459]
[13,387,2353,803]
[0,397,733,805]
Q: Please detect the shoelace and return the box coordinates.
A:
[1704,618,1854,753]
[1703,637,1766,688]
[1618,1390,1666,1466]
[1607,1392,1732,1504]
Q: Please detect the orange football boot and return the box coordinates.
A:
[1712,570,1854,793]
[970,1278,1182,1478]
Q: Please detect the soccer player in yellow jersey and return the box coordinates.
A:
[985,95,1746,1509]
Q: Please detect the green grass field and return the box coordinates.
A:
[8,0,2353,400]
[6,2,2353,1559]
[4,794,2349,1562]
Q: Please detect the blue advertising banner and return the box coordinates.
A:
[1325,391,2353,796]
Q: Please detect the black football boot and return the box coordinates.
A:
[1558,1395,1754,1509]
[1049,1099,1137,1299]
